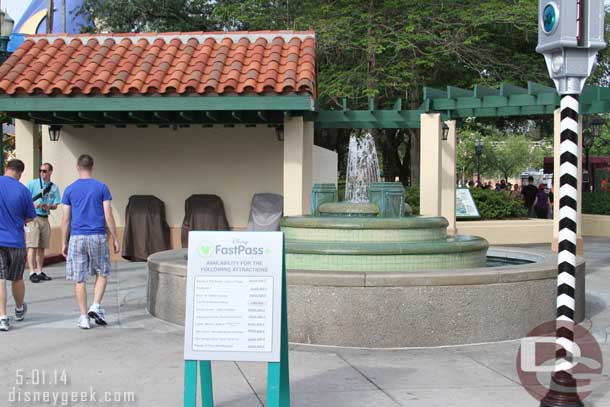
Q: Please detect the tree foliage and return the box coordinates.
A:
[79,1,608,184]
[80,0,216,32]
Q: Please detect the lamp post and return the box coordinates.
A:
[474,139,484,186]
[0,9,14,64]
[584,116,604,192]
[0,9,13,173]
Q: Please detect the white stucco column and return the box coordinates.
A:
[419,113,442,217]
[283,116,313,216]
[441,120,456,235]
[15,119,39,182]
[552,110,583,255]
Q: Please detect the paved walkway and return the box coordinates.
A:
[1,238,609,407]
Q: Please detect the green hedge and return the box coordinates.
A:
[404,186,526,220]
[583,191,610,215]
[470,188,527,220]
[405,186,420,215]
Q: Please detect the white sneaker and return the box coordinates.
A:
[0,317,10,331]
[88,304,107,326]
[78,315,91,329]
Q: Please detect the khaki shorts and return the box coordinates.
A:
[26,217,51,249]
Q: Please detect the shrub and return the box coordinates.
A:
[470,188,527,220]
[583,191,610,215]
[405,186,420,215]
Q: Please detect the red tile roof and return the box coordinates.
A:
[0,31,316,97]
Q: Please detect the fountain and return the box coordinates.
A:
[282,133,489,272]
[147,132,586,347]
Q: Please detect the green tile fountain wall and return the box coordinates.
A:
[281,216,489,272]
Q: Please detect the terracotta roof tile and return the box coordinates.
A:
[0,31,315,96]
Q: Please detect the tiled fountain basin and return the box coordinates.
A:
[146,247,585,347]
[282,216,489,271]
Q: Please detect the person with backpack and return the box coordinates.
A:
[26,162,61,283]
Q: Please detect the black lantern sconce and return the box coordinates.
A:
[48,125,62,142]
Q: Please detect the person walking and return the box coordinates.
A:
[0,160,37,331]
[26,162,61,283]
[521,176,538,218]
[61,154,119,329]
[533,184,551,219]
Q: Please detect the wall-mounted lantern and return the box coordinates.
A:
[48,125,62,142]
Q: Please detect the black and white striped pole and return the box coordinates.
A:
[540,93,581,407]
[536,1,605,406]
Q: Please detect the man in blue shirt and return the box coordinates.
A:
[62,154,119,329]
[26,162,61,283]
[0,160,37,331]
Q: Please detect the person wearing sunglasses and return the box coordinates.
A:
[26,162,61,283]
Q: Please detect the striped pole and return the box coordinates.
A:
[541,94,582,407]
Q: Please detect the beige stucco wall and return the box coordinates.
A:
[42,125,285,229]
[582,214,610,237]
[457,219,554,245]
[313,145,338,185]
[39,124,336,231]
[457,215,610,245]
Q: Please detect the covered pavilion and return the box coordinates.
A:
[0,31,337,254]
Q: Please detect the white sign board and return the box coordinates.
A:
[184,232,283,362]
[456,188,481,219]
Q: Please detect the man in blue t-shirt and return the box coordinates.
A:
[26,162,61,283]
[61,154,119,329]
[0,160,37,331]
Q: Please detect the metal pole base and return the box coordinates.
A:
[540,372,584,407]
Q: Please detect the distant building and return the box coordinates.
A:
[8,0,92,51]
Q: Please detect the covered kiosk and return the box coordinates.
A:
[0,31,332,254]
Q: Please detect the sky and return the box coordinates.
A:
[3,1,30,24]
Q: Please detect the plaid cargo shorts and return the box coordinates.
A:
[66,234,111,283]
[0,247,27,281]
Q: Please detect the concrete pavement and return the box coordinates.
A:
[1,237,609,407]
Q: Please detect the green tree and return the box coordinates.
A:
[486,135,550,181]
[79,0,216,32]
[81,0,572,185]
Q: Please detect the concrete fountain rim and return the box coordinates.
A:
[147,246,584,287]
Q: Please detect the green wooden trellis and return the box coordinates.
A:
[2,82,610,130]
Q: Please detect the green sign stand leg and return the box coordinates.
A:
[200,361,214,407]
[184,360,214,407]
[184,360,197,407]
[267,243,291,407]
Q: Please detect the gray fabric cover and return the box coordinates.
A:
[247,193,283,231]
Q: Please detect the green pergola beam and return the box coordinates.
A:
[474,85,499,97]
[527,81,556,95]
[423,87,448,99]
[500,83,528,96]
[447,86,474,98]
[0,95,314,112]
